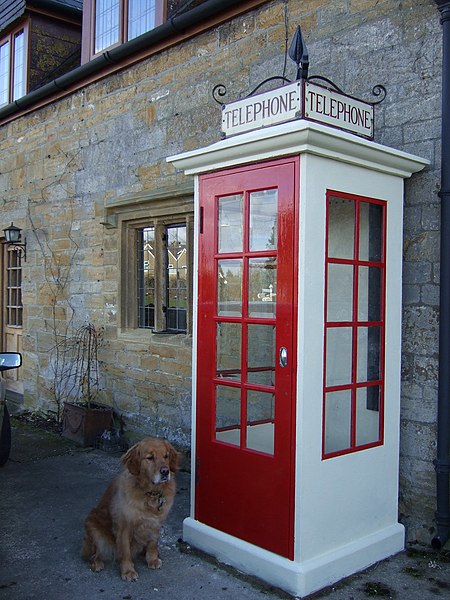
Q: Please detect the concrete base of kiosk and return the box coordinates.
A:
[184,517,404,598]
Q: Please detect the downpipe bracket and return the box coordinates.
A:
[434,458,450,474]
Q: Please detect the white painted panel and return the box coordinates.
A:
[295,153,405,562]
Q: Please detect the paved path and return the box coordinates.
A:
[0,419,449,599]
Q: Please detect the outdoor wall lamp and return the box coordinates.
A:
[3,222,27,261]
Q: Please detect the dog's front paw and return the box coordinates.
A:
[147,557,162,570]
[121,567,139,581]
[90,558,104,572]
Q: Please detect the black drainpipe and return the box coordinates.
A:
[432,0,450,551]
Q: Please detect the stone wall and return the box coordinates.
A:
[0,0,442,543]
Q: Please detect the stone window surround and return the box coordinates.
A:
[103,184,194,342]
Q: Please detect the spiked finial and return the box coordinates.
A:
[288,25,309,80]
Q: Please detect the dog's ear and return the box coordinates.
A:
[121,442,141,476]
[166,441,180,473]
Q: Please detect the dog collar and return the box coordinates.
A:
[145,490,166,512]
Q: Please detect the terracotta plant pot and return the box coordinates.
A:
[62,402,114,447]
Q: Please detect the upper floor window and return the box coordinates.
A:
[89,0,165,56]
[0,27,27,106]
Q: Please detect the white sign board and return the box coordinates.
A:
[222,82,302,137]
[221,81,374,139]
[304,82,374,139]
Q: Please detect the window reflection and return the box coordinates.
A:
[13,31,25,101]
[247,324,276,386]
[327,197,355,259]
[324,390,352,455]
[359,202,383,261]
[216,322,242,381]
[215,385,241,447]
[249,257,277,318]
[327,263,353,322]
[128,0,156,40]
[246,390,274,455]
[325,327,352,387]
[95,0,120,53]
[218,259,242,316]
[356,387,381,445]
[249,189,278,251]
[218,194,243,253]
[0,41,9,106]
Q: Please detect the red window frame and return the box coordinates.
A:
[322,190,387,459]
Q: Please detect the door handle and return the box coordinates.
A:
[279,347,288,368]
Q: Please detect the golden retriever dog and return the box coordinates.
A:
[81,437,179,581]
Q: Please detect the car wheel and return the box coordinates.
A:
[0,403,11,466]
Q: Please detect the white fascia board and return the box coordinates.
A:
[167,120,429,179]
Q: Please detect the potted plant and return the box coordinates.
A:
[61,323,113,447]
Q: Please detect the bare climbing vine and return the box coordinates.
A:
[26,146,101,421]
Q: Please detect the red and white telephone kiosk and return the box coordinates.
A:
[167,83,428,597]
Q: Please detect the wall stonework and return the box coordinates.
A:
[0,0,442,543]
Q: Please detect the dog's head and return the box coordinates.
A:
[121,437,180,487]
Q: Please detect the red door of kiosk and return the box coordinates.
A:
[196,157,298,558]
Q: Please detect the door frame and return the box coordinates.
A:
[193,156,299,558]
[1,243,23,394]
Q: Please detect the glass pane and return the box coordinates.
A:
[0,41,10,106]
[13,30,25,101]
[95,0,120,53]
[358,266,381,322]
[128,0,156,40]
[138,227,155,328]
[324,390,351,454]
[6,249,22,327]
[9,269,17,287]
[326,327,352,387]
[246,390,274,455]
[166,225,187,332]
[247,325,275,386]
[216,322,241,381]
[218,194,243,253]
[357,326,381,383]
[215,385,241,447]
[328,196,355,259]
[356,387,380,446]
[359,202,383,262]
[248,257,277,318]
[249,189,278,251]
[327,263,353,322]
[218,259,242,316]
[8,249,20,268]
